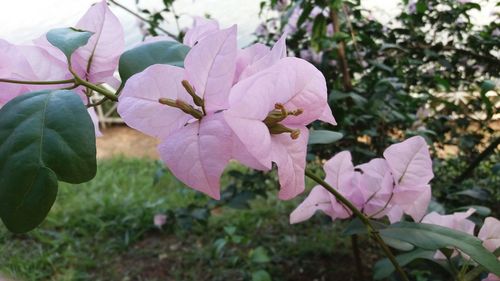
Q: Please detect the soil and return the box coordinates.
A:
[96,126,159,160]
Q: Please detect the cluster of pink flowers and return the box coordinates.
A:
[0,0,125,136]
[117,17,336,200]
[290,135,499,280]
[290,136,433,224]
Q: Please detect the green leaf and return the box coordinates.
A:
[369,60,393,72]
[452,188,491,201]
[453,205,491,216]
[480,80,496,119]
[331,31,350,42]
[416,0,427,14]
[308,130,343,145]
[46,27,93,60]
[250,246,271,264]
[343,218,414,251]
[480,80,496,93]
[252,270,272,281]
[380,222,500,276]
[373,249,437,279]
[118,40,190,84]
[0,90,97,233]
[342,218,387,236]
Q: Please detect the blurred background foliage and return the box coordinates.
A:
[254,0,500,216]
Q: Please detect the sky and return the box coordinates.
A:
[0,0,497,47]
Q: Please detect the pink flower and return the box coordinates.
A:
[421,208,476,259]
[225,56,335,200]
[290,136,434,224]
[478,217,500,253]
[118,26,237,199]
[154,214,168,228]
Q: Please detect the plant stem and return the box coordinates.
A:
[453,137,500,184]
[0,78,75,85]
[69,68,118,102]
[329,6,353,91]
[108,0,177,38]
[351,234,364,280]
[305,169,410,281]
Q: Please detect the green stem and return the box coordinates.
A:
[305,169,410,281]
[0,78,75,85]
[351,234,364,280]
[69,68,118,102]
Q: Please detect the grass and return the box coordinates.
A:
[0,157,373,281]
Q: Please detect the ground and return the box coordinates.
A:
[96,126,159,160]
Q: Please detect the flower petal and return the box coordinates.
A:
[87,107,102,137]
[158,113,232,199]
[290,185,335,224]
[73,0,125,83]
[383,136,434,187]
[117,64,192,139]
[271,126,309,200]
[277,57,329,126]
[234,42,269,83]
[478,217,500,253]
[393,184,432,222]
[184,25,237,112]
[238,33,286,81]
[183,17,220,47]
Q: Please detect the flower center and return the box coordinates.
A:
[264,103,303,139]
[158,80,205,120]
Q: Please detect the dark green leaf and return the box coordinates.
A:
[452,188,491,201]
[250,246,271,263]
[331,31,350,42]
[343,218,414,250]
[118,40,190,84]
[252,270,272,281]
[308,130,343,145]
[342,218,387,236]
[369,60,393,72]
[374,249,437,279]
[46,27,93,60]
[0,90,97,233]
[380,222,500,275]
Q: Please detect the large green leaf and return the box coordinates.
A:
[118,40,190,84]
[308,130,343,145]
[46,27,93,60]
[380,222,500,276]
[0,90,97,233]
[373,249,438,280]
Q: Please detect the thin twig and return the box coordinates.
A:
[0,78,75,85]
[330,6,353,91]
[342,5,364,66]
[108,0,177,38]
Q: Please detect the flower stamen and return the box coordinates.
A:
[158,98,204,119]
